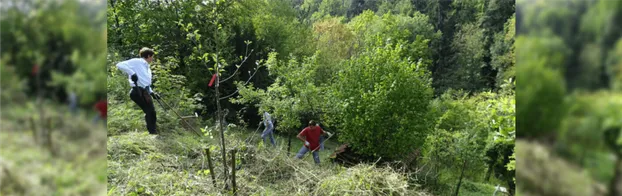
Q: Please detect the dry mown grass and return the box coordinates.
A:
[107,124,432,196]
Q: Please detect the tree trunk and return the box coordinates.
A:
[454,160,468,196]
[610,155,622,196]
[579,149,587,168]
[485,163,493,182]
[287,133,292,156]
[216,58,229,189]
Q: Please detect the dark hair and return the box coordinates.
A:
[309,120,315,126]
[139,47,155,59]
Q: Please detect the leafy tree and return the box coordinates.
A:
[312,0,351,22]
[233,53,327,154]
[0,56,27,104]
[377,0,414,16]
[329,43,434,159]
[348,10,440,63]
[1,0,106,103]
[491,14,516,88]
[449,23,487,92]
[516,36,567,139]
[607,39,622,91]
[312,16,355,82]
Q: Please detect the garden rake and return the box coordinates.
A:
[153,93,203,137]
[303,132,335,161]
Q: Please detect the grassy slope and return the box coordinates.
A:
[108,122,438,195]
[107,120,498,196]
[0,104,107,195]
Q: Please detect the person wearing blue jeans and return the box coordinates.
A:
[261,112,276,147]
[296,144,320,164]
[295,120,333,164]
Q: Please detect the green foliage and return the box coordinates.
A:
[450,23,487,91]
[491,14,516,88]
[348,10,440,62]
[516,35,567,139]
[0,105,107,195]
[607,38,622,91]
[517,2,622,195]
[0,56,27,104]
[515,33,570,71]
[312,16,354,80]
[249,0,314,58]
[423,90,515,194]
[560,92,622,155]
[313,0,350,22]
[332,43,433,159]
[1,0,106,103]
[108,1,516,195]
[233,53,325,133]
[458,181,497,196]
[377,0,415,16]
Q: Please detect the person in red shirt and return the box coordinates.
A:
[93,99,107,126]
[295,120,333,164]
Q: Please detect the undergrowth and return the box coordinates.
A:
[0,103,107,195]
[107,123,433,196]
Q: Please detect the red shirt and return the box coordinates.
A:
[95,100,107,118]
[300,126,324,150]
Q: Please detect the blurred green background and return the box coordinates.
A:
[0,0,107,195]
[516,0,622,195]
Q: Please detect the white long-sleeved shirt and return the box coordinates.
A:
[116,58,154,93]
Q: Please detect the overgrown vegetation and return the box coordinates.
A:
[108,0,515,195]
[516,0,622,195]
[1,0,107,195]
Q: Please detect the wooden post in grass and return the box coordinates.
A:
[231,149,237,195]
[46,117,56,157]
[205,148,217,188]
[29,116,38,144]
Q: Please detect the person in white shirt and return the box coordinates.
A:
[115,47,161,135]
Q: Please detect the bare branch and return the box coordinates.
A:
[220,47,253,83]
[219,63,261,100]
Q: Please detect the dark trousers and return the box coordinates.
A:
[130,87,157,134]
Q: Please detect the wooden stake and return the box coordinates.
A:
[205,148,217,188]
[46,117,55,156]
[29,116,37,144]
[231,149,237,195]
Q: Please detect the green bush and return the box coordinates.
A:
[516,36,567,139]
[332,43,434,160]
[0,57,27,105]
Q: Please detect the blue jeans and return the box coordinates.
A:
[261,128,276,147]
[295,146,320,164]
[92,115,106,127]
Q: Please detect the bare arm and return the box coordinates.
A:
[297,132,306,143]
